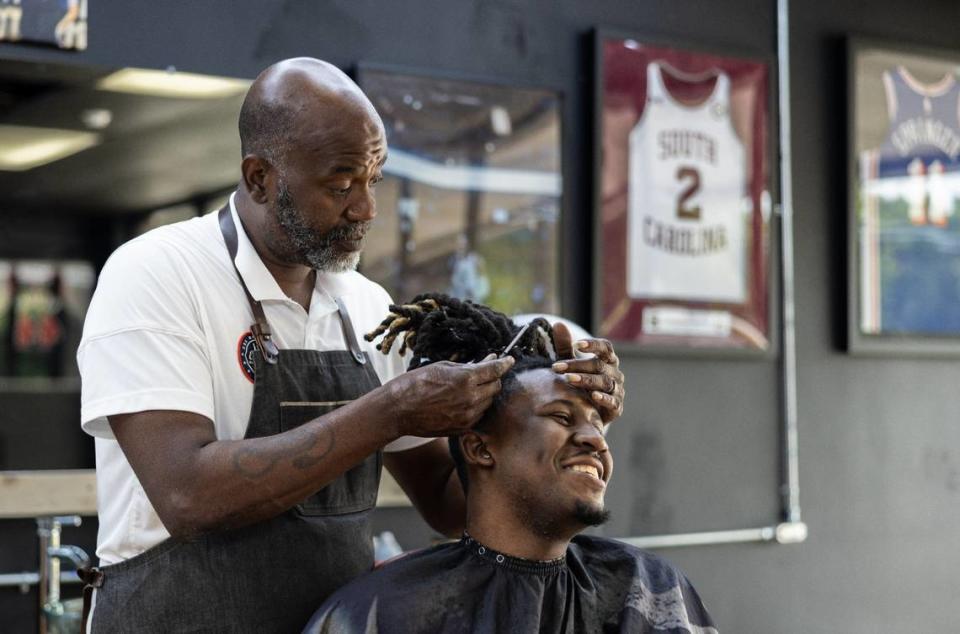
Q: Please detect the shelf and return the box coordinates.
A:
[0,377,82,394]
[0,468,411,519]
[0,470,97,518]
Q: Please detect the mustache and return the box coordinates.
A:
[326,222,371,242]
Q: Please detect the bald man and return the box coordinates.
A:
[76,59,625,633]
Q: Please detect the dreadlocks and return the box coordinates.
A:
[364,293,556,369]
[365,293,561,494]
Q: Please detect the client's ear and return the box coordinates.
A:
[460,432,495,468]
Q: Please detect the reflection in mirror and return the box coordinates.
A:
[0,59,250,381]
[0,259,93,378]
[358,69,562,316]
[0,0,88,51]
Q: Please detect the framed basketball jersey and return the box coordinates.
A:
[849,39,960,355]
[594,32,773,352]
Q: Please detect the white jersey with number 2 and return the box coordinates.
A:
[627,62,747,303]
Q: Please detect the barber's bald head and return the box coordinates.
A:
[235,58,387,273]
[238,57,382,165]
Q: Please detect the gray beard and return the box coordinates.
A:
[274,180,367,273]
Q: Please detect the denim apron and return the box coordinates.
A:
[79,207,383,633]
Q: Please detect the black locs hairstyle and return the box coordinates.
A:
[365,293,560,368]
[365,293,559,492]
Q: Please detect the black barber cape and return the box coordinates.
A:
[304,534,718,633]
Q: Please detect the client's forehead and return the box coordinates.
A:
[514,368,599,416]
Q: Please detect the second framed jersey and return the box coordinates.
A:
[849,39,960,356]
[594,33,772,352]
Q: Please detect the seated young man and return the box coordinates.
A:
[305,295,717,634]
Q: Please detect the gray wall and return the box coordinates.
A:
[2,0,958,632]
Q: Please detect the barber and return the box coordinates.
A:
[77,58,624,633]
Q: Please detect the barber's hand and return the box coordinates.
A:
[551,322,625,423]
[388,356,515,437]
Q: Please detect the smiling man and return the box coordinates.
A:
[305,295,716,634]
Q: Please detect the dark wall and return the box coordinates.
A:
[1,1,957,632]
[663,1,960,633]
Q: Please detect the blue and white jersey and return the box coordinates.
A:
[863,67,960,226]
[877,67,960,178]
[859,66,960,335]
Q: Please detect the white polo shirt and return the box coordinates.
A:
[79,193,427,565]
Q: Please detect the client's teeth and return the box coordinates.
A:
[570,465,599,478]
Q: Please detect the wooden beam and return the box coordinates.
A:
[0,469,411,519]
[0,470,97,518]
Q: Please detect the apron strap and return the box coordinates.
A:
[77,566,103,634]
[218,205,280,365]
[335,297,367,365]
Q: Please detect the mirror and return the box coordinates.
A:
[0,60,249,478]
[357,67,563,314]
[0,60,249,385]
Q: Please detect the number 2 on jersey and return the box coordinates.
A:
[676,166,701,220]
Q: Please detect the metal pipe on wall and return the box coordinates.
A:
[621,527,777,549]
[618,522,808,550]
[776,0,803,528]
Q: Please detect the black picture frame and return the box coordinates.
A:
[847,38,960,356]
[592,29,779,358]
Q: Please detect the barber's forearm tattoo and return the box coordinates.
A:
[292,426,336,469]
[232,446,283,478]
[231,426,337,477]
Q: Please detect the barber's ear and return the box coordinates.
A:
[241,155,272,204]
[460,432,495,468]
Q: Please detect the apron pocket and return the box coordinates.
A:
[279,402,382,516]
